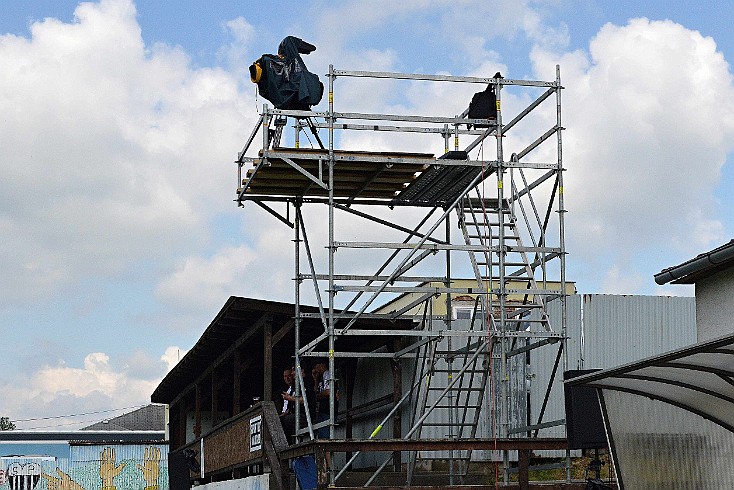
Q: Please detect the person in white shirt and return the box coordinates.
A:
[280,367,295,416]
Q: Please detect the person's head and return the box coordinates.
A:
[283,367,294,385]
[311,362,326,381]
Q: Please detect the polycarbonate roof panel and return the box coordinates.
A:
[567,333,734,432]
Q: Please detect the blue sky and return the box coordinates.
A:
[1,0,733,428]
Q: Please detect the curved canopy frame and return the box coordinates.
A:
[567,333,734,432]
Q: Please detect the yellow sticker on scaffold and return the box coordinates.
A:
[496,100,501,110]
[498,180,503,189]
[329,349,334,358]
[559,186,564,194]
[328,92,334,103]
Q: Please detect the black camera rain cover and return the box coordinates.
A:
[251,36,324,111]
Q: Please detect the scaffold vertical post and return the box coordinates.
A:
[327,64,336,486]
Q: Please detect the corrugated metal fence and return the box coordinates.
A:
[531,294,696,446]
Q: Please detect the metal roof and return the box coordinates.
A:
[0,431,164,442]
[655,239,734,285]
[567,332,734,432]
[82,404,165,431]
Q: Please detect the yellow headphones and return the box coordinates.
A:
[249,62,262,83]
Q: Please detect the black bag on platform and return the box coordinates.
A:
[467,72,502,128]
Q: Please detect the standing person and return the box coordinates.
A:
[279,366,295,443]
[280,367,295,416]
[282,364,317,444]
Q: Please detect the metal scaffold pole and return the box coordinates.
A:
[327,64,337,486]
[555,64,571,482]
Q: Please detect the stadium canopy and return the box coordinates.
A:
[568,333,734,488]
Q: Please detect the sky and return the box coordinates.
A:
[1,0,734,429]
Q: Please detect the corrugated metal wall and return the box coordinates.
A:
[343,353,400,468]
[529,295,582,444]
[581,294,696,368]
[346,294,695,464]
[530,294,696,447]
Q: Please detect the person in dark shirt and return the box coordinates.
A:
[311,362,338,439]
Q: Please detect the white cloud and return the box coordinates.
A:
[156,244,260,311]
[155,223,295,312]
[654,284,694,297]
[218,16,256,71]
[0,347,178,429]
[531,18,734,289]
[161,346,188,372]
[0,0,257,307]
[5,0,732,429]
[600,264,645,294]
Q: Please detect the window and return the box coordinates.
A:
[453,306,474,320]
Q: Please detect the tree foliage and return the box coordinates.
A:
[0,416,16,430]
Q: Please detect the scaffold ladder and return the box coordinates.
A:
[406,300,492,485]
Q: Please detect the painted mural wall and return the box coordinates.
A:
[0,444,168,490]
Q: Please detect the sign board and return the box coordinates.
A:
[249,415,262,452]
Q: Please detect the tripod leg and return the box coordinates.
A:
[306,117,326,150]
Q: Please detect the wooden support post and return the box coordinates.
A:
[518,449,530,490]
[194,384,202,440]
[263,314,273,402]
[211,370,218,426]
[345,361,355,462]
[262,402,289,490]
[315,446,329,489]
[392,338,403,472]
[178,402,186,448]
[233,350,241,414]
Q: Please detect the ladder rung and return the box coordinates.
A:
[427,387,485,392]
[415,455,472,460]
[500,277,534,281]
[429,373,486,377]
[467,233,520,239]
[463,221,515,227]
[432,404,483,409]
[476,262,528,267]
[494,303,545,309]
[430,369,486,373]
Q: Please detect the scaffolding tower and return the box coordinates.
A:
[236,65,568,486]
